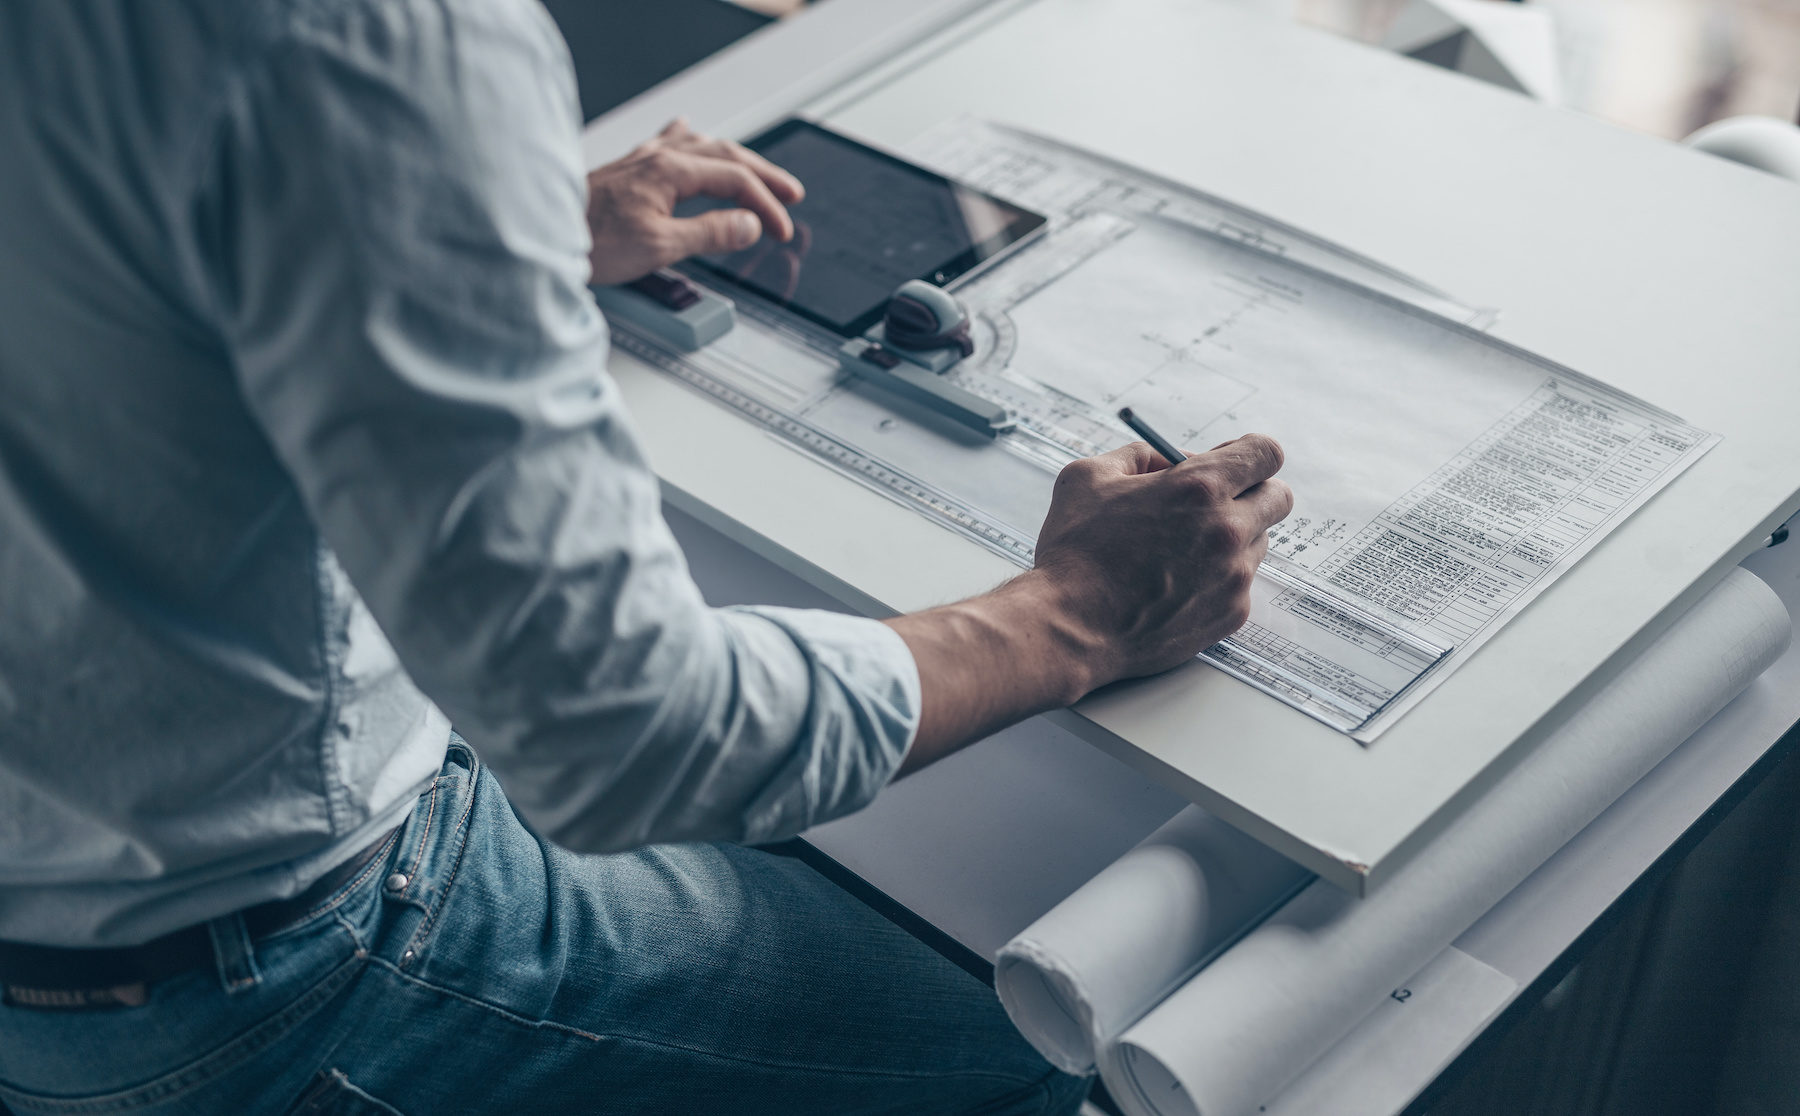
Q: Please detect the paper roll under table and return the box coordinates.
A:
[995,810,1311,1074]
[1101,567,1790,1116]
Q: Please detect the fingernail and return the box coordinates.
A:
[734,211,762,245]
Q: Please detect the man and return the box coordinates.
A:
[0,1,1291,1113]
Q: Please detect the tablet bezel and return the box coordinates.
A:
[680,118,1047,338]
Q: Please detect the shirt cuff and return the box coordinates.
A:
[720,605,922,842]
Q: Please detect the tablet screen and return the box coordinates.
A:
[676,119,1046,337]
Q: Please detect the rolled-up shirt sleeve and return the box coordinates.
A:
[193,0,918,851]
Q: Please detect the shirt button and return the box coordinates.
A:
[385,872,409,892]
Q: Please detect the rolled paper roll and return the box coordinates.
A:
[995,808,1312,1074]
[1101,568,1791,1116]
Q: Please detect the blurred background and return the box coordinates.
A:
[729,0,1800,141]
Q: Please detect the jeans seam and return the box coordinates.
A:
[330,908,368,954]
[263,828,403,943]
[595,1029,1054,1091]
[1028,1077,1061,1116]
[290,1069,403,1116]
[367,958,602,1042]
[402,760,479,957]
[0,952,368,1114]
[402,779,442,879]
[367,959,1046,1093]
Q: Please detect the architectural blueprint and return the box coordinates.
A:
[622,119,1717,740]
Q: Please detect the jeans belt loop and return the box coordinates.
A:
[207,911,261,995]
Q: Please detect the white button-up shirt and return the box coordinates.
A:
[0,0,919,947]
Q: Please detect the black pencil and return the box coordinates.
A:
[1117,407,1188,466]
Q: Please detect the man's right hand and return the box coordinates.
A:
[1032,434,1293,686]
[884,434,1292,775]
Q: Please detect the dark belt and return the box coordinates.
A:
[0,827,398,1006]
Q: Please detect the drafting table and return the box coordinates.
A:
[560,1,1800,1108]
[582,0,1800,895]
[669,501,1800,1113]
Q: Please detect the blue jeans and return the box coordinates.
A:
[0,742,1088,1114]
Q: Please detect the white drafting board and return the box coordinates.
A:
[909,124,1714,741]
[592,0,1800,891]
[623,119,1714,740]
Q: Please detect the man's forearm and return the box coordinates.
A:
[878,434,1292,778]
[883,570,1107,775]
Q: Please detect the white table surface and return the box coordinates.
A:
[589,0,1800,893]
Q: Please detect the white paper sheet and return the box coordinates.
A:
[908,121,1720,739]
[1095,567,1789,1116]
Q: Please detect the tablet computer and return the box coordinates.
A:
[677,119,1047,338]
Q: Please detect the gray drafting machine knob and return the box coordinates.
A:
[882,279,976,360]
[838,280,1012,438]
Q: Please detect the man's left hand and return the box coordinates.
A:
[585,119,805,286]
